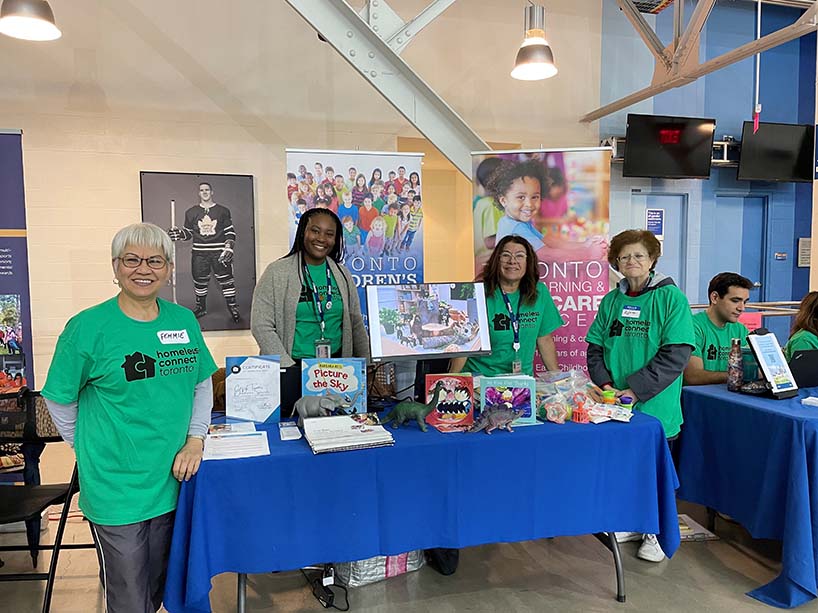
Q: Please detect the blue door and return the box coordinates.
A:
[630,192,688,294]
[701,195,766,302]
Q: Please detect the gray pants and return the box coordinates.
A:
[89,511,175,613]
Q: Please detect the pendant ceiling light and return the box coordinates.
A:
[511,2,557,81]
[0,0,61,41]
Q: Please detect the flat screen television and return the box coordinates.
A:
[737,121,814,183]
[365,282,491,362]
[623,114,716,179]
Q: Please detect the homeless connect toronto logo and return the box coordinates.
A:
[121,347,200,382]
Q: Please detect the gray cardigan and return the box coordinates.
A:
[250,254,370,367]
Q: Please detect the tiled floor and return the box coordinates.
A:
[2,443,815,612]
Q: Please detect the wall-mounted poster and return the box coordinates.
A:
[140,172,256,332]
[284,149,425,324]
[472,148,611,373]
[0,131,33,389]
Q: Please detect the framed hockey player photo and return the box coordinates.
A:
[140,172,256,331]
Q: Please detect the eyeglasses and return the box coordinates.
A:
[118,254,168,269]
[617,253,649,263]
[499,252,527,262]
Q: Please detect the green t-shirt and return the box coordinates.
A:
[691,311,749,372]
[373,197,386,213]
[586,284,694,438]
[783,329,818,361]
[383,214,398,238]
[465,282,563,376]
[292,263,344,359]
[41,297,217,526]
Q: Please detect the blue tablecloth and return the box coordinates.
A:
[164,413,680,613]
[678,385,818,608]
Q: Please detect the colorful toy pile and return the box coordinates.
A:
[535,370,633,425]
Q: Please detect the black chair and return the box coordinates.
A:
[0,387,95,613]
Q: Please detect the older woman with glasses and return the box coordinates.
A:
[586,229,694,563]
[42,223,217,613]
[451,235,562,377]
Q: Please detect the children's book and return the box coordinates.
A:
[424,374,474,432]
[225,356,281,423]
[301,358,367,414]
[479,374,538,426]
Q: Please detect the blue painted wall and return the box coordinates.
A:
[601,0,815,343]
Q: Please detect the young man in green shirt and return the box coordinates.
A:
[683,272,752,385]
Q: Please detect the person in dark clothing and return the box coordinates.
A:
[168,182,240,322]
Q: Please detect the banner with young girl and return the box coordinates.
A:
[285,149,425,320]
[472,148,611,373]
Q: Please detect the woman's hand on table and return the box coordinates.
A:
[173,436,205,482]
[616,388,638,403]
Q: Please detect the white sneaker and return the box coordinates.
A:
[614,531,642,543]
[637,533,665,562]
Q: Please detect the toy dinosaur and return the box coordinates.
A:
[383,380,447,432]
[467,404,524,434]
[293,390,356,427]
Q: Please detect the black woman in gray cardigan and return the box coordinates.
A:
[251,209,370,416]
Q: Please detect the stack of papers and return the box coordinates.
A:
[587,404,633,424]
[203,422,271,460]
[302,414,394,454]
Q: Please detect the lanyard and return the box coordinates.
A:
[303,261,333,338]
[500,289,521,353]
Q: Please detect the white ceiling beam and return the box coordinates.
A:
[284,0,487,176]
[615,0,672,69]
[385,0,457,55]
[582,2,818,122]
[673,0,684,50]
[672,0,717,69]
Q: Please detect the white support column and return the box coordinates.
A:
[285,0,488,177]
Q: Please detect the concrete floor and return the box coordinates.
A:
[2,443,816,613]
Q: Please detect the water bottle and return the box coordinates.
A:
[727,338,744,392]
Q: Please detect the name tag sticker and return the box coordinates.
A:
[157,330,190,344]
[621,305,641,319]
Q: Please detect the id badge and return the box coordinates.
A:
[314,338,331,359]
[621,305,641,319]
[512,359,522,374]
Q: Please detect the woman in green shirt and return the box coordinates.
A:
[784,291,818,360]
[586,229,694,564]
[430,235,562,577]
[42,223,217,613]
[451,235,562,376]
[251,209,369,417]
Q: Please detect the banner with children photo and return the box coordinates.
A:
[472,148,611,373]
[285,149,425,319]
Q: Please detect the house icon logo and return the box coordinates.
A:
[121,352,157,382]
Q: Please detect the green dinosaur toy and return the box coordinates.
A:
[383,380,447,432]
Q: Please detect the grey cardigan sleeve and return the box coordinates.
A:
[187,378,213,437]
[340,267,371,359]
[250,264,293,364]
[586,343,612,387]
[44,399,77,447]
[626,344,693,403]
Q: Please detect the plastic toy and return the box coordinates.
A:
[467,404,525,434]
[572,402,590,424]
[293,391,354,427]
[383,380,447,431]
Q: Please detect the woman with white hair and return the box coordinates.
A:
[42,223,217,613]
